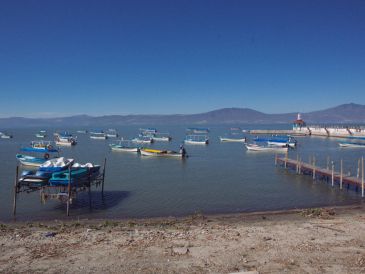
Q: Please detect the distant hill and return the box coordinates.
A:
[0,103,364,128]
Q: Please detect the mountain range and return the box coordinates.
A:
[0,103,364,128]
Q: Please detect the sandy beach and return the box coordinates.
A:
[1,205,365,274]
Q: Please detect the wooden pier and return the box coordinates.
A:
[275,155,364,197]
[12,158,107,218]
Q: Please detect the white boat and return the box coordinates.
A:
[186,128,210,134]
[36,131,47,138]
[140,148,186,158]
[339,142,365,148]
[184,135,209,145]
[106,129,118,138]
[76,130,88,134]
[1,133,13,139]
[132,137,153,144]
[151,133,172,142]
[267,141,296,148]
[219,137,246,143]
[110,140,139,152]
[56,134,77,146]
[90,132,107,140]
[245,143,288,152]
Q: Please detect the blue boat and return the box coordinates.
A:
[16,141,59,167]
[254,136,297,148]
[49,165,100,186]
[38,157,74,173]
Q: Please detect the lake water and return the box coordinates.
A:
[0,125,363,221]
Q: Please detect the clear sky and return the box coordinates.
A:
[0,0,364,117]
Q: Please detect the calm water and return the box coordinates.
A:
[0,125,363,221]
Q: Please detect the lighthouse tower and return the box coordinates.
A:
[293,113,306,131]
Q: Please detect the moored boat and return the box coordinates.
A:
[151,133,172,142]
[56,133,77,146]
[110,140,140,152]
[35,130,47,138]
[132,136,153,144]
[106,129,118,138]
[90,130,107,140]
[245,143,288,152]
[184,134,209,145]
[16,142,59,167]
[254,136,297,148]
[140,148,186,158]
[186,127,210,134]
[339,142,365,148]
[219,136,246,143]
[1,132,13,139]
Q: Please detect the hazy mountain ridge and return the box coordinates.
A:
[0,103,364,128]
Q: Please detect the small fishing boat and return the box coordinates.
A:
[245,143,288,152]
[151,133,172,142]
[110,140,140,152]
[186,127,210,134]
[140,148,186,158]
[106,129,118,138]
[76,130,88,134]
[132,136,154,144]
[16,142,59,167]
[339,142,365,148]
[1,132,13,139]
[254,136,297,148]
[184,134,209,145]
[219,136,247,142]
[35,130,47,138]
[140,128,158,134]
[90,130,107,140]
[56,133,77,146]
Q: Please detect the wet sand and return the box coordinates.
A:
[1,205,365,273]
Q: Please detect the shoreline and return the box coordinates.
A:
[1,204,365,273]
[2,202,362,225]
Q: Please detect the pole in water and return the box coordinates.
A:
[12,165,19,217]
[275,154,277,166]
[361,157,364,197]
[331,161,334,187]
[312,156,316,180]
[102,157,106,196]
[327,156,330,170]
[66,165,71,216]
[357,158,360,178]
[340,159,343,190]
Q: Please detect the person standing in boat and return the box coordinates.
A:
[179,144,186,157]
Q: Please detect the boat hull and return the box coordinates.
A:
[219,137,246,143]
[245,144,288,152]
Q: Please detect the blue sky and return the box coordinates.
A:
[0,0,364,117]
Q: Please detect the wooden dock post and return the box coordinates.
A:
[312,156,316,180]
[284,151,288,168]
[275,154,277,166]
[12,166,19,217]
[357,158,360,178]
[361,157,364,197]
[102,157,107,196]
[299,157,302,174]
[326,156,330,170]
[66,165,71,216]
[296,154,299,173]
[331,161,334,187]
[340,159,343,190]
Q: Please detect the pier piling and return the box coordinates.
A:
[276,155,365,197]
[12,166,19,217]
[361,157,364,197]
